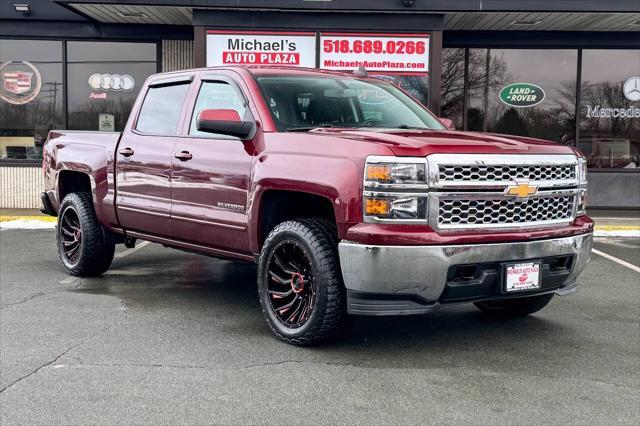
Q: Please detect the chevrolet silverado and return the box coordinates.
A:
[42,66,593,345]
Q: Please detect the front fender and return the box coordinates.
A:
[247,153,363,253]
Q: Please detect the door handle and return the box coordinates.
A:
[174,151,193,161]
[119,147,135,157]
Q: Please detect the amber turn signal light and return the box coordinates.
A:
[365,164,392,182]
[364,198,390,216]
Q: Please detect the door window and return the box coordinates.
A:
[135,83,190,135]
[189,81,249,137]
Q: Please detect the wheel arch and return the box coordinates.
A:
[57,170,94,203]
[253,188,341,253]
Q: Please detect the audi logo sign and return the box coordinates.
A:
[88,73,135,92]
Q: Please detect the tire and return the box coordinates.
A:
[474,293,554,317]
[257,218,349,346]
[56,192,115,277]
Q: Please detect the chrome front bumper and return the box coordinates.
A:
[338,233,593,315]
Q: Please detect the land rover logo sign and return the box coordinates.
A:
[0,61,42,105]
[499,83,545,108]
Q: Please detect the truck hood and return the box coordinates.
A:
[309,128,575,156]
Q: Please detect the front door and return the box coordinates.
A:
[170,77,254,253]
[115,80,191,236]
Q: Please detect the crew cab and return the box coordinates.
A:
[42,66,593,345]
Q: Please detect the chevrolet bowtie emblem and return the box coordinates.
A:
[505,182,538,198]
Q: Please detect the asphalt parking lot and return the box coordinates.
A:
[1,229,638,425]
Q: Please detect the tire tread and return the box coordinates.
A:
[57,192,115,277]
[257,218,348,346]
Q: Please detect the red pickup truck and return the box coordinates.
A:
[42,66,593,345]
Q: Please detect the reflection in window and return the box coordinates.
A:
[578,50,640,169]
[0,40,64,160]
[190,81,248,137]
[136,83,190,135]
[370,74,429,107]
[466,49,577,143]
[67,62,157,131]
[441,48,465,129]
[66,41,157,132]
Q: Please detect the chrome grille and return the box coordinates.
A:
[438,195,575,227]
[438,164,575,182]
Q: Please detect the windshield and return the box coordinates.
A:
[255,75,445,132]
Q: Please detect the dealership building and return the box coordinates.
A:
[1,0,638,208]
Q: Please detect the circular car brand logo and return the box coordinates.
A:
[0,61,42,105]
[499,83,545,108]
[623,76,640,102]
[88,73,135,92]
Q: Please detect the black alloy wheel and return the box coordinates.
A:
[56,192,115,276]
[266,240,316,329]
[59,204,83,265]
[257,218,350,345]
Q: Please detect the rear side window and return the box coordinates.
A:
[136,83,190,135]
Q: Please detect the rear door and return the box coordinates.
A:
[115,75,192,235]
[170,72,256,253]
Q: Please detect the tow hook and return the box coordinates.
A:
[125,237,137,248]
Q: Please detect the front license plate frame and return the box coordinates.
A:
[503,261,542,293]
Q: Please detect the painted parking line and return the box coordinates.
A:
[59,277,78,284]
[592,248,640,273]
[115,241,151,258]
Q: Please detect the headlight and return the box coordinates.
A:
[577,157,588,184]
[365,162,426,185]
[364,195,427,221]
[363,156,429,223]
[576,157,588,216]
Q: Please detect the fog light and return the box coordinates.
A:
[364,195,426,221]
[365,198,390,216]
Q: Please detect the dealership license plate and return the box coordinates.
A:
[504,262,541,292]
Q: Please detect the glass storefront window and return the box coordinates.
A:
[0,40,64,160]
[441,48,465,129]
[466,49,578,143]
[0,40,158,161]
[66,42,157,132]
[578,50,640,169]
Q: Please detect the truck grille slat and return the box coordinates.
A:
[438,195,574,227]
[438,164,575,182]
[427,154,582,231]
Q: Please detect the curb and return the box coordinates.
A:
[0,215,57,222]
[1,215,638,236]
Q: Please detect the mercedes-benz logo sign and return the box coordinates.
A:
[88,73,135,92]
[623,76,640,102]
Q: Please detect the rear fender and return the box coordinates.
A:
[51,143,114,227]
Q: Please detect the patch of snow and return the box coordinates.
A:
[594,230,640,238]
[0,220,56,230]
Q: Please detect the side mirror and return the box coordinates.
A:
[196,109,256,140]
[438,117,455,130]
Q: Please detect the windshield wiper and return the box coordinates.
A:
[398,124,428,130]
[286,124,334,132]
